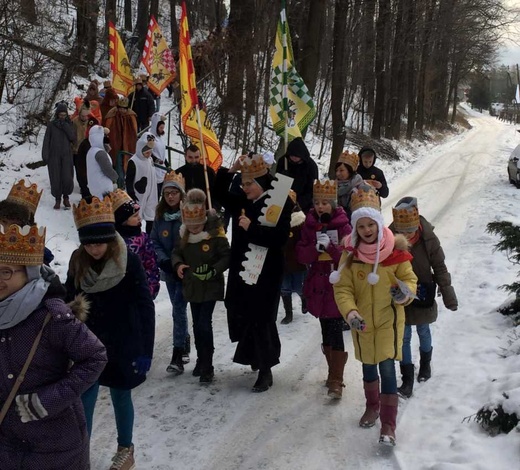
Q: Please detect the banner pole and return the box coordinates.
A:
[195,104,213,210]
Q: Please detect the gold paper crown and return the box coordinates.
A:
[163,172,185,190]
[181,202,207,226]
[73,196,115,229]
[241,154,268,180]
[338,151,359,170]
[0,224,46,266]
[118,97,129,108]
[7,179,43,215]
[350,183,381,212]
[392,205,420,233]
[109,189,133,212]
[313,179,337,201]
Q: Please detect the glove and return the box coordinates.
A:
[15,394,49,423]
[346,310,366,331]
[133,356,152,375]
[316,233,330,252]
[416,283,428,301]
[159,259,173,274]
[390,286,409,305]
[192,264,216,281]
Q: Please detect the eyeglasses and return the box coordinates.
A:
[0,268,24,281]
[163,189,180,197]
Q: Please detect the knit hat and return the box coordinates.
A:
[55,102,68,115]
[110,189,140,226]
[162,172,186,195]
[73,197,116,245]
[392,197,420,233]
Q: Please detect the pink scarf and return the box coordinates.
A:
[345,226,395,265]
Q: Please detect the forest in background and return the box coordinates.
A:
[0,0,517,173]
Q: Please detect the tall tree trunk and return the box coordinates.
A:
[405,0,417,139]
[135,0,150,64]
[20,0,37,24]
[361,0,376,114]
[329,0,349,177]
[170,0,179,50]
[124,0,133,31]
[150,0,159,19]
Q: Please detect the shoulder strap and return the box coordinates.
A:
[0,312,52,427]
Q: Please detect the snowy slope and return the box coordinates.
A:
[0,105,519,469]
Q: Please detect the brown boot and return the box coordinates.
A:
[359,380,380,428]
[109,444,135,469]
[322,345,332,387]
[53,198,61,210]
[62,196,71,209]
[327,350,348,399]
[379,393,398,446]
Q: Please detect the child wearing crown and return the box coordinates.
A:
[333,184,417,446]
[295,178,351,399]
[151,172,191,374]
[389,197,458,399]
[214,153,291,392]
[335,150,363,219]
[65,196,155,470]
[0,223,107,469]
[172,189,230,383]
[111,189,160,300]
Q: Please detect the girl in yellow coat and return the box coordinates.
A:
[332,184,417,446]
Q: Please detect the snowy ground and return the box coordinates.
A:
[1,104,519,469]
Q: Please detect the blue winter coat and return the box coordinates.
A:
[150,212,182,282]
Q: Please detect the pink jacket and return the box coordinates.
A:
[296,207,351,318]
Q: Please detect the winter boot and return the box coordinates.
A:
[109,445,135,470]
[322,345,332,387]
[166,347,184,375]
[192,359,201,377]
[53,198,61,210]
[379,394,398,446]
[252,368,273,393]
[417,348,432,382]
[62,196,71,210]
[182,335,191,364]
[281,294,293,324]
[359,380,380,428]
[327,350,348,399]
[397,363,415,399]
[299,294,308,314]
[199,347,214,383]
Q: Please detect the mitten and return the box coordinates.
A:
[416,283,428,301]
[133,356,152,375]
[346,310,366,331]
[390,286,409,305]
[159,259,173,274]
[316,233,330,252]
[440,285,458,311]
[193,264,216,281]
[15,394,49,423]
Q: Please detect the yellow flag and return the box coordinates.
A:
[108,22,134,97]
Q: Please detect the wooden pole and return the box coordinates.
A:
[194,104,213,210]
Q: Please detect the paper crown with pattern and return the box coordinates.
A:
[109,189,133,212]
[0,224,46,266]
[181,202,207,226]
[117,97,129,108]
[350,183,381,212]
[73,196,115,229]
[7,179,43,215]
[338,151,359,170]
[163,171,185,190]
[241,154,268,180]
[392,197,420,233]
[313,179,337,201]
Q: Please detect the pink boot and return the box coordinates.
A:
[359,380,380,428]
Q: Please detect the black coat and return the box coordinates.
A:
[357,149,389,198]
[128,88,155,129]
[215,169,291,368]
[275,138,318,213]
[176,163,216,195]
[66,250,155,390]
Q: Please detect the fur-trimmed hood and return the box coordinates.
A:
[67,293,90,322]
[394,233,410,251]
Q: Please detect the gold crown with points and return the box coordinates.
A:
[7,179,43,215]
[241,154,268,180]
[181,202,207,226]
[350,183,381,212]
[313,179,337,201]
[109,189,133,212]
[0,224,46,266]
[392,198,420,233]
[338,151,359,170]
[117,97,129,108]
[163,172,185,190]
[73,196,115,229]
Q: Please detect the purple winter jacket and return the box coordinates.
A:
[0,296,107,470]
[296,207,351,318]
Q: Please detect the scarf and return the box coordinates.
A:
[337,175,363,207]
[80,234,128,293]
[346,226,395,265]
[164,210,181,222]
[407,224,422,246]
[0,276,50,330]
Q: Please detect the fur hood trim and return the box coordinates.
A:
[67,293,90,322]
[394,233,410,251]
[291,210,306,228]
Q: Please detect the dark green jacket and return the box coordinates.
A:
[172,224,230,303]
